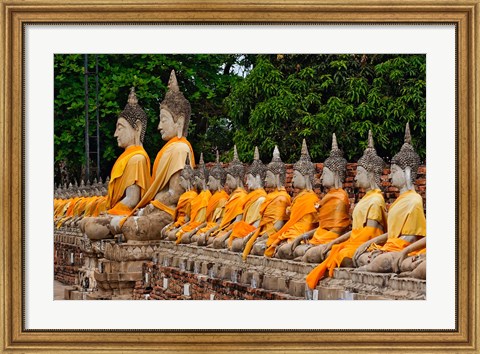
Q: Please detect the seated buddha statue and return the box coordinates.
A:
[305,130,387,290]
[80,87,151,240]
[289,133,350,260]
[241,146,291,259]
[352,123,426,273]
[160,154,197,239]
[264,139,320,259]
[172,153,212,243]
[120,70,195,241]
[196,146,248,247]
[180,150,230,245]
[223,147,268,252]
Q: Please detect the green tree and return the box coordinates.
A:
[225,54,426,163]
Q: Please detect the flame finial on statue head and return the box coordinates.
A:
[167,70,180,93]
[293,139,315,185]
[227,145,245,179]
[210,148,226,184]
[267,145,286,185]
[324,133,347,182]
[247,146,266,181]
[119,86,147,142]
[357,130,385,187]
[391,122,420,183]
[127,87,139,106]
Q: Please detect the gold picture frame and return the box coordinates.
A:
[1,1,479,353]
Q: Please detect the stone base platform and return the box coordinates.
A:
[54,228,426,300]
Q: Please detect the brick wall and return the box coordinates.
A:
[54,241,83,285]
[133,262,302,300]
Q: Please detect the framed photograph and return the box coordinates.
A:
[1,0,478,353]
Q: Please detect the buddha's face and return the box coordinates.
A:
[355,166,370,189]
[292,170,306,189]
[226,174,238,190]
[246,174,258,190]
[320,167,335,188]
[179,175,190,190]
[194,175,204,189]
[207,175,220,191]
[264,170,276,188]
[158,108,180,141]
[114,117,136,149]
[390,164,406,189]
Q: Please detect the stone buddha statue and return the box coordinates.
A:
[352,123,426,273]
[160,154,197,240]
[172,153,212,243]
[120,70,195,241]
[181,150,230,245]
[196,145,248,247]
[242,146,291,259]
[290,133,351,260]
[80,87,151,240]
[306,130,388,290]
[225,147,268,252]
[264,139,320,259]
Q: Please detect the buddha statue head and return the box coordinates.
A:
[246,147,266,190]
[265,145,286,190]
[179,153,195,191]
[293,139,315,191]
[208,150,226,192]
[355,130,386,191]
[194,153,208,190]
[115,87,147,149]
[226,145,245,191]
[322,133,347,189]
[158,70,191,141]
[390,123,420,192]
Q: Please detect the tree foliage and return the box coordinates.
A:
[225,54,426,163]
[54,54,426,184]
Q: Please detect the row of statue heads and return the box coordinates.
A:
[54,177,110,199]
[54,122,420,201]
[180,124,420,194]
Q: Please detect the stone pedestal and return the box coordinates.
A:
[89,240,162,299]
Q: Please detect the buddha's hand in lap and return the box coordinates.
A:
[391,251,408,273]
[353,242,371,267]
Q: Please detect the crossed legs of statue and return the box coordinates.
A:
[397,254,426,279]
[80,216,119,241]
[212,230,231,249]
[229,238,245,252]
[121,206,173,242]
[250,235,268,256]
[300,244,330,263]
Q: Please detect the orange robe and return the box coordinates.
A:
[175,189,212,243]
[195,190,229,235]
[306,189,387,289]
[242,189,291,260]
[369,189,426,253]
[163,189,198,234]
[121,137,194,224]
[56,197,81,228]
[106,145,151,215]
[207,188,248,239]
[264,189,319,258]
[309,188,351,245]
[227,188,267,247]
